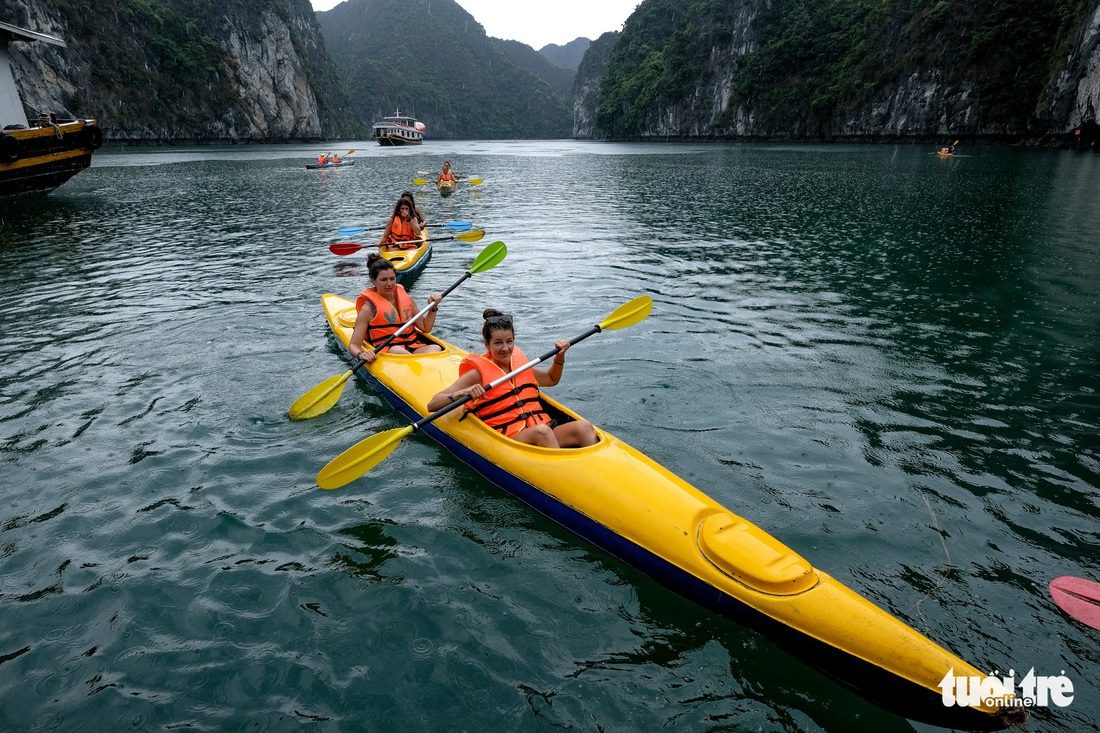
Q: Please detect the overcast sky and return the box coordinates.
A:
[309,0,640,49]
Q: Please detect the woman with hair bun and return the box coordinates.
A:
[426,309,597,448]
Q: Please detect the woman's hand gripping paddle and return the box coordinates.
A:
[316,295,653,489]
[289,241,508,420]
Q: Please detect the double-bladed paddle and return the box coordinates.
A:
[316,295,654,489]
[413,177,483,186]
[337,221,472,237]
[318,149,355,160]
[289,241,508,421]
[329,229,486,256]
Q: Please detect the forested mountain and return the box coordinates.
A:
[317,0,572,139]
[539,38,591,71]
[2,0,358,141]
[5,0,1096,143]
[494,38,575,103]
[585,0,1100,142]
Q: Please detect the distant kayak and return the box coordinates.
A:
[437,180,457,197]
[306,160,355,169]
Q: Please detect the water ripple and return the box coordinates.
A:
[0,143,1096,731]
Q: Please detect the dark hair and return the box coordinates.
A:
[481,308,514,343]
[367,253,395,280]
[400,190,415,201]
[391,197,413,218]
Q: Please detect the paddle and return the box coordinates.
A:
[329,229,486,256]
[316,295,654,489]
[289,241,509,421]
[317,149,355,162]
[337,221,472,237]
[413,177,482,186]
[1049,576,1100,630]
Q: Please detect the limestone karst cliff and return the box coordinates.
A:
[2,0,357,142]
[577,0,1100,143]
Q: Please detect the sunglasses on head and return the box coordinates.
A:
[485,314,513,327]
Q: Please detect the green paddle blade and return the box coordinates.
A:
[289,370,353,420]
[599,295,653,331]
[317,426,414,489]
[454,229,485,243]
[470,241,507,274]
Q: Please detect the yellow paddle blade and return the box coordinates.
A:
[317,426,415,489]
[289,370,353,420]
[413,178,428,186]
[467,178,483,185]
[599,295,653,331]
[455,229,486,243]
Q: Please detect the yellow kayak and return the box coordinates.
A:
[320,292,1023,730]
[380,230,431,284]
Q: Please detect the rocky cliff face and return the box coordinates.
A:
[579,0,1100,142]
[572,32,618,139]
[2,0,357,142]
[1042,0,1100,134]
[1,1,80,121]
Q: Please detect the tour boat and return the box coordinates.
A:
[371,109,425,146]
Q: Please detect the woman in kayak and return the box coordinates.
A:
[348,254,442,363]
[399,190,427,228]
[427,310,598,448]
[377,197,422,249]
[435,160,456,184]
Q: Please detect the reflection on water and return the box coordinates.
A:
[0,141,1096,731]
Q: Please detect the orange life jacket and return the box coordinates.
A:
[317,155,325,164]
[355,285,426,351]
[439,169,454,182]
[386,216,419,249]
[459,347,551,438]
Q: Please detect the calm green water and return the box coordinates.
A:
[1,141,1097,732]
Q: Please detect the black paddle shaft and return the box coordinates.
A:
[364,271,473,359]
[410,324,603,432]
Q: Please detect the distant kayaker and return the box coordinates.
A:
[435,161,456,184]
[427,310,598,449]
[317,154,326,165]
[378,198,423,249]
[400,190,427,228]
[348,254,442,363]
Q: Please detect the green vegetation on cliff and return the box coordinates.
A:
[55,0,235,128]
[596,0,1091,138]
[30,0,358,139]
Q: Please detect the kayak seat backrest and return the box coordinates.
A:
[696,512,817,595]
